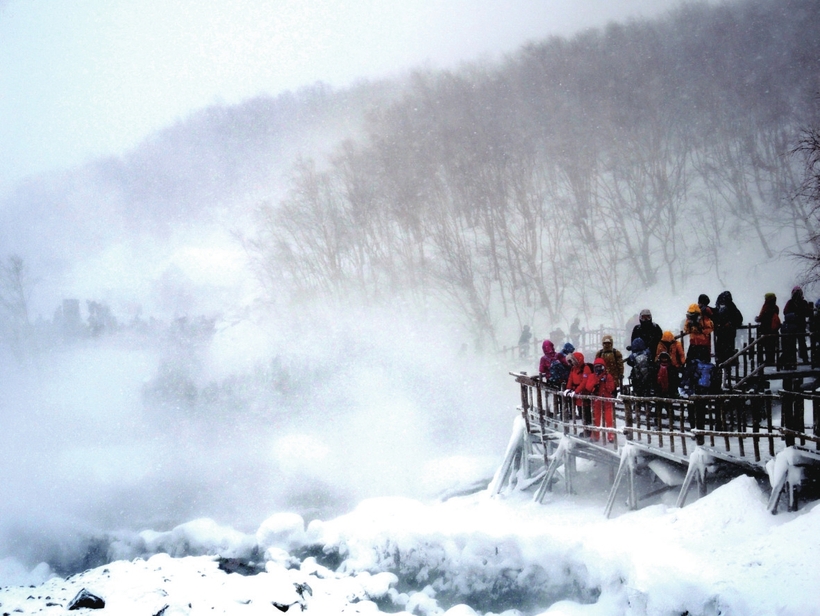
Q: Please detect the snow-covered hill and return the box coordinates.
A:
[2,475,818,616]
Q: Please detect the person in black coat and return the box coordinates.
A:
[631,309,663,361]
[713,291,744,366]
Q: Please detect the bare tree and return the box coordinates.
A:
[792,122,820,285]
[0,255,35,358]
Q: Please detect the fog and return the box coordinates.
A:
[0,301,513,571]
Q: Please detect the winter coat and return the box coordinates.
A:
[582,359,616,398]
[713,291,744,334]
[631,321,663,360]
[539,340,557,375]
[756,296,781,334]
[546,354,571,389]
[684,311,714,351]
[656,331,686,368]
[566,352,590,392]
[783,290,811,333]
[595,347,624,381]
[627,339,655,396]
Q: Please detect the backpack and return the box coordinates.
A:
[548,358,570,386]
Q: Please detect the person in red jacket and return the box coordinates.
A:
[565,351,592,426]
[582,358,616,442]
[565,352,590,392]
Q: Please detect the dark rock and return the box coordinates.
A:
[67,588,105,610]
[216,557,265,576]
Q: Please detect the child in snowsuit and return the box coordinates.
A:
[582,357,616,442]
[626,338,655,397]
[655,351,680,398]
[546,342,574,389]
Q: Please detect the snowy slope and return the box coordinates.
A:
[1,476,818,616]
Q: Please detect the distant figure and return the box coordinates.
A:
[713,291,744,366]
[549,328,566,345]
[569,318,582,349]
[595,334,624,392]
[518,325,533,358]
[755,293,781,367]
[631,309,663,361]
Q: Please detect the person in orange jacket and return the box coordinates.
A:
[582,357,617,442]
[684,304,714,364]
[656,330,686,368]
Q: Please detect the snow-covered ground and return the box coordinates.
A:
[1,472,818,616]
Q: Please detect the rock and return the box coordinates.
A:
[67,588,105,610]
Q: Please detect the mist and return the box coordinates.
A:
[0,299,513,572]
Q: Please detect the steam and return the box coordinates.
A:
[0,301,511,569]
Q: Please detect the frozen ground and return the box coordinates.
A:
[1,472,818,616]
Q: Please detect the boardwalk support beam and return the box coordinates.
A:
[676,447,712,508]
[533,436,573,503]
[604,443,638,518]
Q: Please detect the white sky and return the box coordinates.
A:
[1,0,687,193]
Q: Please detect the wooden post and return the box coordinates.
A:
[751,397,761,462]
[813,398,820,452]
[624,399,634,442]
[766,397,775,458]
[782,384,796,448]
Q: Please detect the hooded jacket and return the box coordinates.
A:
[539,340,557,375]
[566,352,590,392]
[655,331,686,368]
[684,304,714,349]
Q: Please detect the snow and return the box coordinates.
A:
[1,474,819,615]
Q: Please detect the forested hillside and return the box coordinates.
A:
[245,0,820,348]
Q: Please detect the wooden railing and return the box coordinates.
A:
[512,371,809,466]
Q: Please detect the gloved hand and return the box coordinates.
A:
[563,389,573,396]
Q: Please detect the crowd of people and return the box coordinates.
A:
[531,287,820,439]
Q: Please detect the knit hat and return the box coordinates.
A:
[687,303,701,315]
[764,292,776,301]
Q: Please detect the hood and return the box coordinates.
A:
[716,290,732,306]
[631,338,646,352]
[542,339,555,355]
[570,351,585,365]
[593,357,606,367]
[561,342,575,355]
[661,331,675,343]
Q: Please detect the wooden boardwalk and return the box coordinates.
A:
[494,370,820,516]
